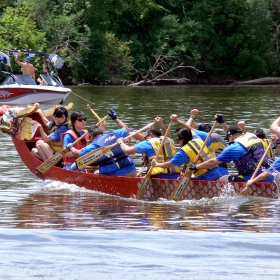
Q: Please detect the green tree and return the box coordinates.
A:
[0,2,46,72]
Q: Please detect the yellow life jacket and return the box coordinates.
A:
[48,121,71,153]
[260,138,274,160]
[208,133,227,157]
[181,138,213,178]
[147,136,181,175]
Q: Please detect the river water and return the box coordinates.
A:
[1,85,280,279]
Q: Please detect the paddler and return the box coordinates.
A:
[189,116,274,182]
[246,134,280,187]
[31,107,70,163]
[150,114,222,181]
[186,108,229,176]
[66,109,137,177]
[116,116,181,179]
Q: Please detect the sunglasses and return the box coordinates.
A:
[77,117,87,122]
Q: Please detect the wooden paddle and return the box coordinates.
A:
[240,140,273,196]
[136,120,173,199]
[36,115,108,174]
[75,122,155,170]
[170,120,218,201]
[87,104,102,122]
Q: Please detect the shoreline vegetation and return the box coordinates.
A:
[1,1,280,86]
[76,77,280,87]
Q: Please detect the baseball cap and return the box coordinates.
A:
[25,56,31,63]
[272,138,280,149]
[225,126,242,141]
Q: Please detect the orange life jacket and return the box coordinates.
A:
[61,129,88,166]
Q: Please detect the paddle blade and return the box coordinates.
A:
[170,171,192,201]
[240,186,249,196]
[76,146,111,170]
[36,150,67,174]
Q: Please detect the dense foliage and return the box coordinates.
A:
[0,0,279,84]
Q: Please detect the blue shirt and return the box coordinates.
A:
[134,138,180,179]
[80,128,136,176]
[268,157,280,172]
[193,129,212,147]
[216,142,273,182]
[49,124,68,142]
[63,130,85,148]
[170,148,221,180]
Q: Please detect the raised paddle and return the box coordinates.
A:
[170,120,218,201]
[136,120,173,199]
[36,115,108,174]
[75,122,155,170]
[240,140,273,196]
[87,104,102,122]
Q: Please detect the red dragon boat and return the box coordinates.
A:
[1,105,279,201]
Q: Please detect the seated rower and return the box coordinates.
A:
[31,107,69,162]
[151,114,222,181]
[246,134,279,187]
[116,116,181,179]
[186,108,229,176]
[62,110,89,170]
[67,109,137,177]
[238,121,274,160]
[190,122,273,182]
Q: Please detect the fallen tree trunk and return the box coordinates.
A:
[232,77,280,85]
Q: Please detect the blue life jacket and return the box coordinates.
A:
[93,131,134,174]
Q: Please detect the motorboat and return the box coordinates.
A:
[0,49,71,105]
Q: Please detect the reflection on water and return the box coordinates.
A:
[0,180,280,233]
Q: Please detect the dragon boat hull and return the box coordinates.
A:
[12,136,279,201]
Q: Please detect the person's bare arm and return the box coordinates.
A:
[107,109,130,134]
[15,50,24,66]
[195,158,222,170]
[67,147,81,157]
[31,66,36,81]
[115,118,129,133]
[214,114,229,134]
[186,109,198,128]
[155,116,170,137]
[270,116,280,136]
[170,114,196,134]
[117,138,138,154]
[246,171,270,187]
[151,159,175,169]
[36,109,49,126]
[238,121,246,133]
[130,131,145,141]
